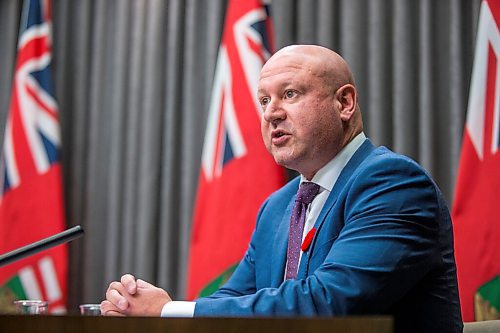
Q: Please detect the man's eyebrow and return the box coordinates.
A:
[257,88,267,95]
[257,81,296,95]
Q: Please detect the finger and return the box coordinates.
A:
[106,282,129,310]
[100,300,116,312]
[104,310,126,317]
[121,274,138,294]
[107,289,128,310]
[100,300,125,316]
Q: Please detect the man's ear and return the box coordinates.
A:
[336,84,357,121]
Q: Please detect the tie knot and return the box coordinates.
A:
[296,182,320,205]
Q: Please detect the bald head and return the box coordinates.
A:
[261,45,356,94]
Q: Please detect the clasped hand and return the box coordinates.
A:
[100,274,172,316]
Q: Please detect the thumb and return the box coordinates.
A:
[136,279,156,289]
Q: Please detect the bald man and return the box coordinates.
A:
[102,45,463,333]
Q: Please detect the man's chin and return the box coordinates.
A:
[272,155,297,171]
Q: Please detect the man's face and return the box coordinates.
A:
[258,52,344,179]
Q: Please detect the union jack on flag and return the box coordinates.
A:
[201,2,274,180]
[1,0,60,195]
[187,0,285,299]
[0,0,67,313]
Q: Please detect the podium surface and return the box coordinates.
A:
[0,315,392,333]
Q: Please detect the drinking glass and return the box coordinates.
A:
[79,303,102,316]
[13,300,48,314]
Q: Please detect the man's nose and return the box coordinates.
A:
[263,100,286,123]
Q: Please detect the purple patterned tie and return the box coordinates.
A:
[285,182,320,280]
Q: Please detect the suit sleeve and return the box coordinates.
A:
[194,156,442,316]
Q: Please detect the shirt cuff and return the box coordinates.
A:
[160,301,196,317]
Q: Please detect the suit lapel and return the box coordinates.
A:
[297,139,376,278]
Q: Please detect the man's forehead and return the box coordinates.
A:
[259,52,316,81]
[258,63,306,89]
[259,54,323,81]
[257,75,302,93]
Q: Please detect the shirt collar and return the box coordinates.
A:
[300,132,366,192]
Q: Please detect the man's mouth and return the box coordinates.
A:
[272,129,288,138]
[271,130,290,145]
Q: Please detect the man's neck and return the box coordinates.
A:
[300,132,367,189]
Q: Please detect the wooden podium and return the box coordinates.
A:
[0,315,392,333]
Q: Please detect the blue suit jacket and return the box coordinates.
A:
[194,140,463,333]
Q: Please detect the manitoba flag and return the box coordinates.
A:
[0,0,67,313]
[186,0,285,299]
[453,0,500,322]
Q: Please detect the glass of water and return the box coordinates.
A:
[13,300,48,314]
[79,303,102,316]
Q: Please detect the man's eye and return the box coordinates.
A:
[260,97,270,106]
[284,90,296,99]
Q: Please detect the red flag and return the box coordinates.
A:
[186,0,285,299]
[0,0,67,313]
[453,0,500,321]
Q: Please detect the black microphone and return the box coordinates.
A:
[0,225,84,267]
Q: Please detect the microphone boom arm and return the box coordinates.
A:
[0,225,84,267]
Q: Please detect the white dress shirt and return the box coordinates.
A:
[162,133,367,317]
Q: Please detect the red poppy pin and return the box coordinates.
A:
[301,228,316,252]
